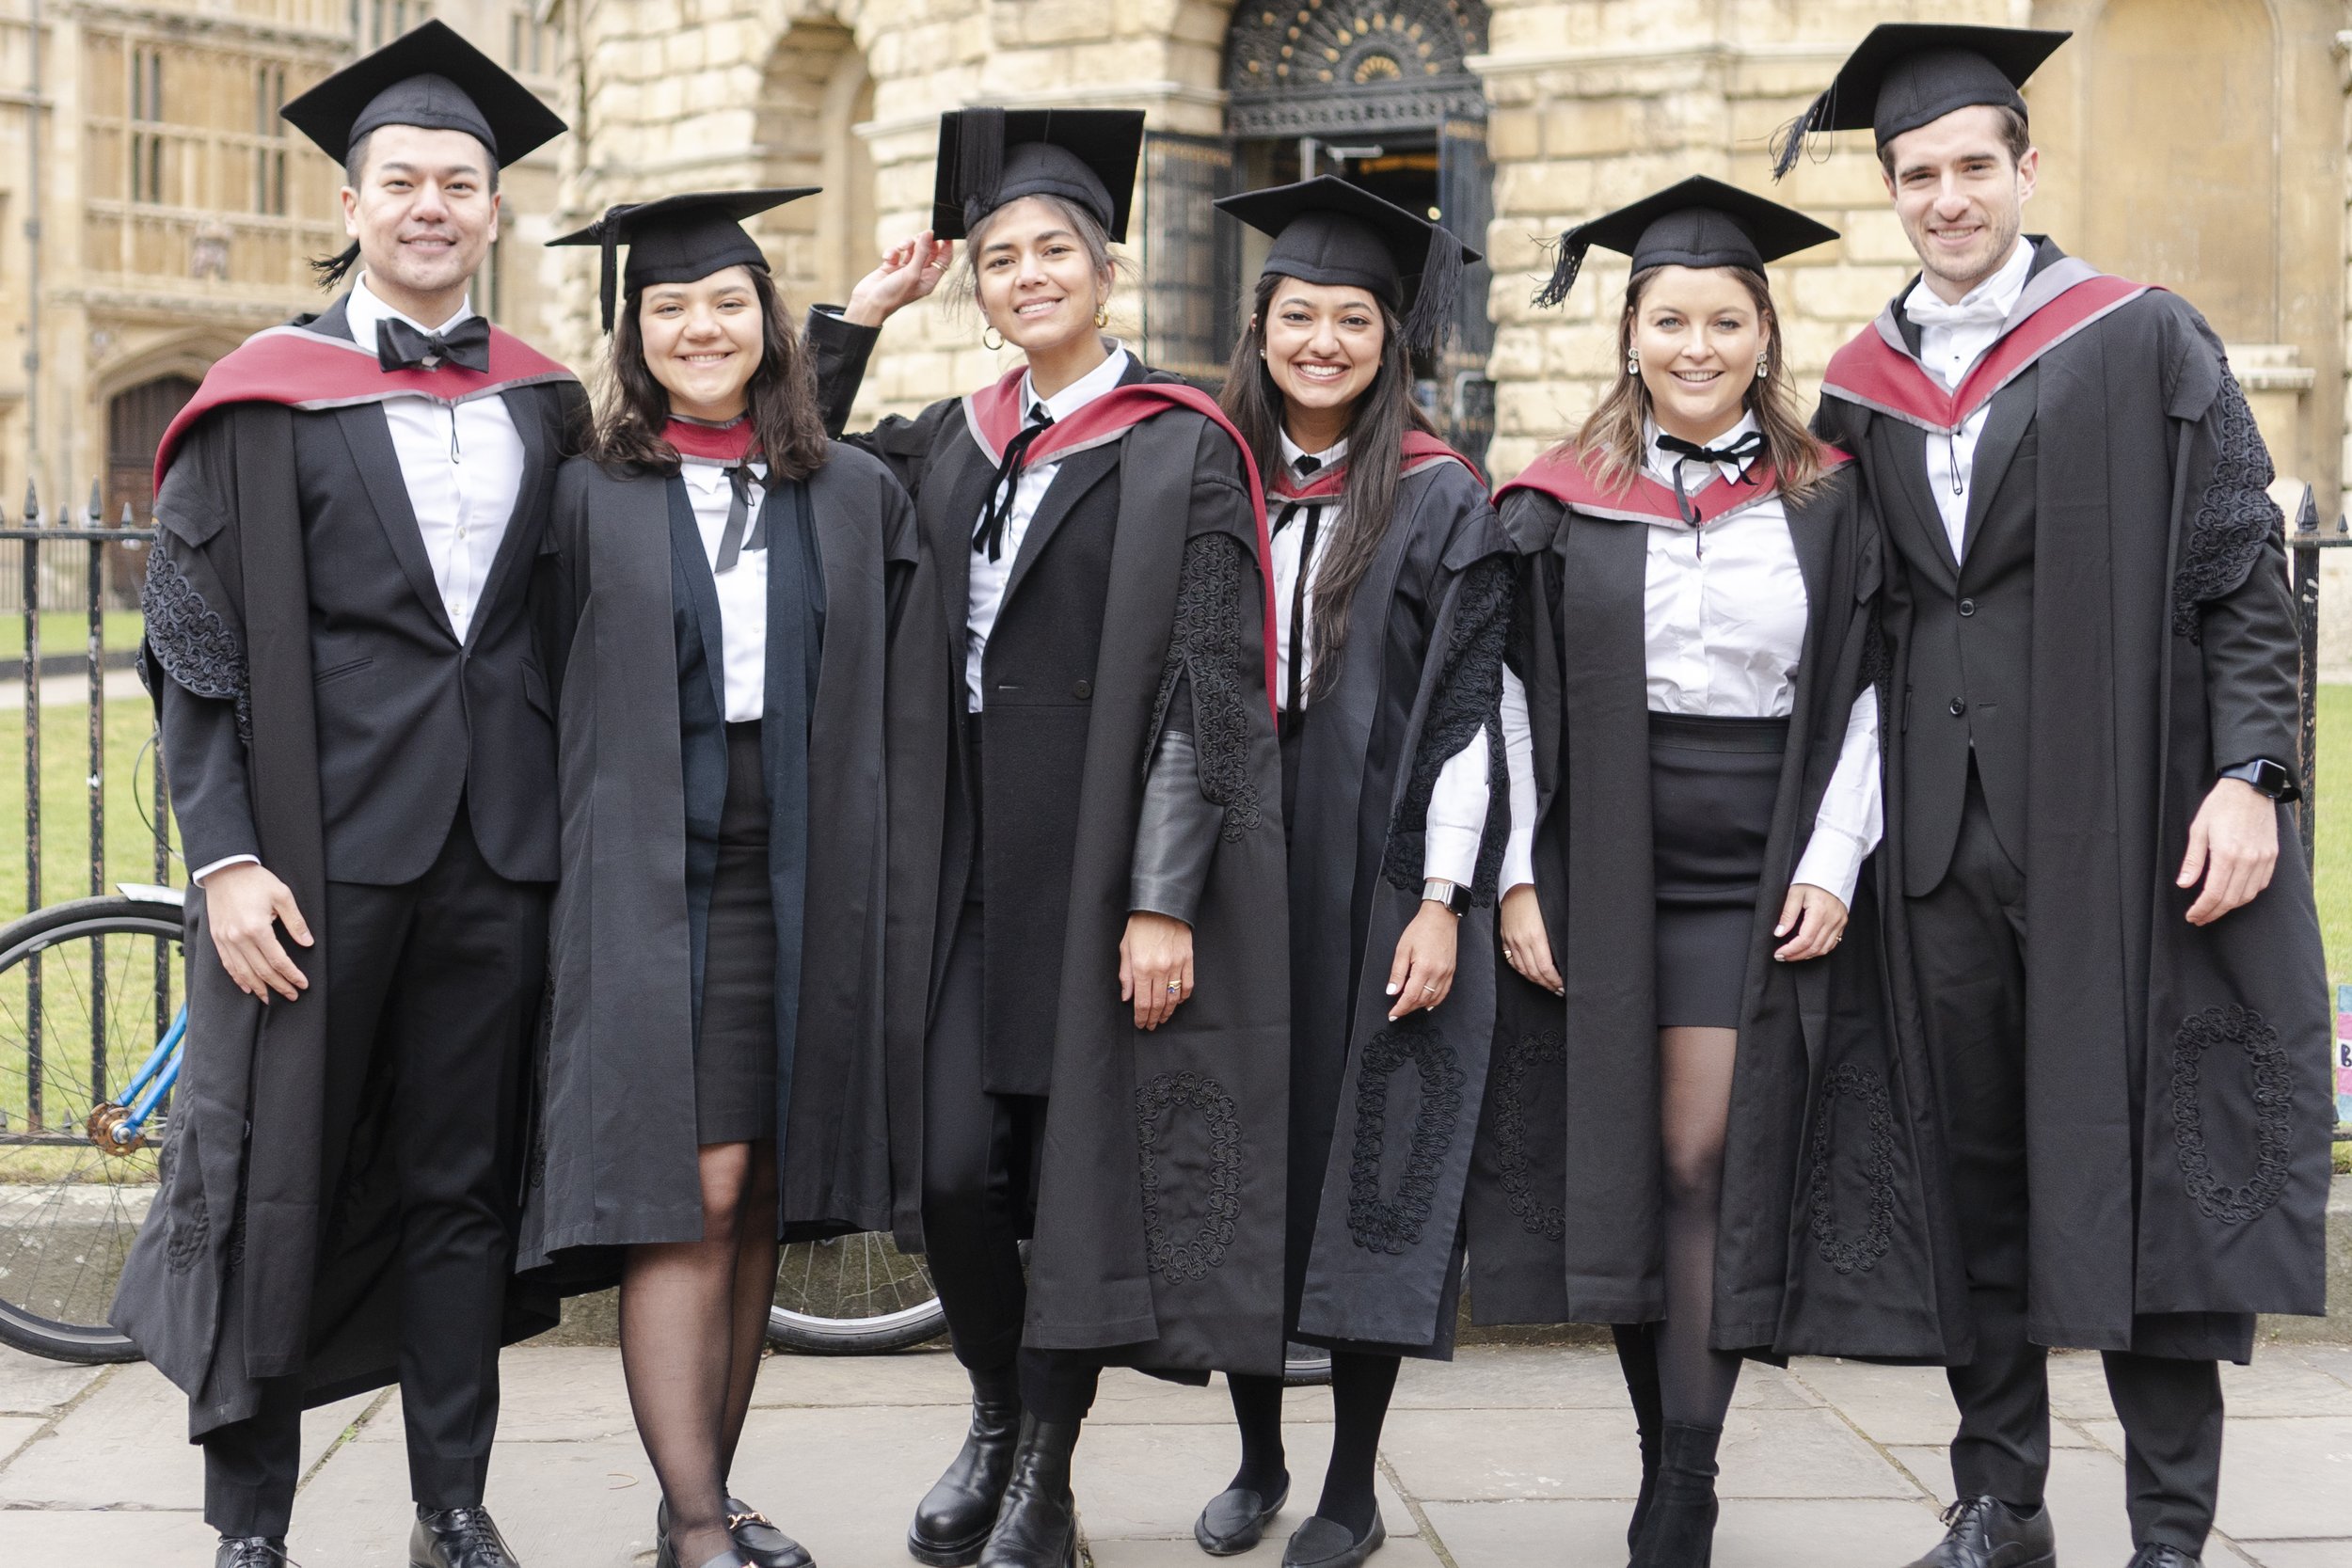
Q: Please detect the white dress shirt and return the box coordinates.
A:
[1904,236,2033,560]
[1499,415,1883,907]
[681,456,770,721]
[193,275,527,887]
[1269,429,1490,890]
[965,346,1133,712]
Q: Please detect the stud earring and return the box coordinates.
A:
[1094,305,1110,328]
[983,325,1005,351]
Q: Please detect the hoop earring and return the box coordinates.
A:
[1626,351,1640,377]
[982,325,1005,351]
[1094,305,1110,328]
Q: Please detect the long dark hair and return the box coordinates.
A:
[1216,269,1434,704]
[587,266,829,480]
[1567,264,1830,503]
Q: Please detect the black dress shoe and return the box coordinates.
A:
[1899,1497,2056,1568]
[1194,1475,1290,1556]
[215,1537,288,1568]
[410,1507,520,1568]
[976,1414,1081,1568]
[1279,1511,1385,1568]
[726,1497,815,1568]
[2129,1548,2201,1568]
[1630,1420,1720,1567]
[911,1365,1024,1567]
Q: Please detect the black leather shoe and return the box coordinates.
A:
[1899,1497,2057,1568]
[410,1507,520,1568]
[1630,1420,1720,1567]
[2128,1548,2201,1568]
[660,1499,814,1568]
[910,1365,1024,1566]
[1279,1511,1385,1568]
[1194,1475,1290,1556]
[215,1538,288,1568]
[976,1414,1081,1568]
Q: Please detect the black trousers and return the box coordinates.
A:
[1905,770,2224,1554]
[922,893,1104,1425]
[201,809,548,1537]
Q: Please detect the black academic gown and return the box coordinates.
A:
[516,444,916,1284]
[112,298,580,1437]
[1467,454,1967,1361]
[1277,451,1516,1357]
[1815,243,2334,1359]
[809,311,1293,1375]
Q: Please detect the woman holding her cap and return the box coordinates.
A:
[808,109,1291,1568]
[1475,179,1948,1564]
[521,188,916,1568]
[1183,177,1509,1568]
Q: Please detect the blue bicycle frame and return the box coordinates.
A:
[112,1005,185,1140]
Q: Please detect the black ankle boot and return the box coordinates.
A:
[1629,1421,1720,1568]
[976,1414,1080,1568]
[910,1364,1024,1567]
[1611,1324,1663,1552]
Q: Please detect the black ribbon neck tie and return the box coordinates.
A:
[712,464,766,575]
[1274,499,1326,715]
[973,405,1055,562]
[1655,429,1766,530]
[378,315,492,374]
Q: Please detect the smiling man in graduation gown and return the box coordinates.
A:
[109,23,581,1568]
[1786,25,2334,1568]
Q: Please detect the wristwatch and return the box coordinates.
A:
[2217,758,2299,801]
[1422,878,1471,916]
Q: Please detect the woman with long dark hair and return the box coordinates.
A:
[519,190,916,1568]
[805,110,1292,1568]
[1469,180,1950,1566]
[1182,178,1510,1568]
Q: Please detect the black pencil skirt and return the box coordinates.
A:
[1648,711,1787,1030]
[697,721,778,1146]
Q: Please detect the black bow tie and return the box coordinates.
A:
[377,315,491,374]
[1293,452,1323,476]
[973,406,1054,563]
[1655,429,1765,528]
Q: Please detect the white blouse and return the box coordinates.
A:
[1270,429,1491,891]
[680,455,769,723]
[1501,413,1883,906]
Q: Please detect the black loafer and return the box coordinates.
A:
[215,1538,288,1568]
[1194,1476,1291,1556]
[1900,1497,2055,1568]
[411,1507,520,1568]
[1280,1512,1386,1568]
[725,1497,815,1568]
[2129,1549,2201,1568]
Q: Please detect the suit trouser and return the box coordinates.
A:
[1904,769,2224,1554]
[921,895,1105,1425]
[201,809,548,1537]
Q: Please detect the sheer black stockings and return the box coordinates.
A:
[1656,1026,1740,1429]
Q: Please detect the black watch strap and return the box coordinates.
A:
[2218,757,2298,801]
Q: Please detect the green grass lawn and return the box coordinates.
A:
[0,610,145,662]
[2319,687,2352,989]
[0,692,171,927]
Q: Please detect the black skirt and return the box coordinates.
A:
[1648,711,1787,1030]
[698,721,778,1146]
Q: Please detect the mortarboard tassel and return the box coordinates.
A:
[958,106,1007,233]
[1402,223,1465,355]
[1769,86,1835,182]
[595,202,641,334]
[1531,230,1594,311]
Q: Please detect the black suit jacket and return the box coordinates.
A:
[159,294,580,886]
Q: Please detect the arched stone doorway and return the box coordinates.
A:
[105,374,198,528]
[755,18,878,313]
[1139,1,1495,461]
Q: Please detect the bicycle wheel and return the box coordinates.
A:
[768,1230,947,1354]
[0,895,183,1363]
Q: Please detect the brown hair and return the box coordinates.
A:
[1565,264,1832,503]
[587,265,829,481]
[1878,104,2032,179]
[1216,269,1435,705]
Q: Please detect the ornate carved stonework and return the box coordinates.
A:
[1224,1,1489,136]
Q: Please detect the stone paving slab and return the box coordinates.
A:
[1,1346,2344,1565]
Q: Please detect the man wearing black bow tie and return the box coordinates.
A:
[1792,24,2332,1568]
[111,24,583,1568]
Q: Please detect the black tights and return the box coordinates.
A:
[619,1139,781,1567]
[1225,1352,1399,1537]
[1656,1026,1741,1428]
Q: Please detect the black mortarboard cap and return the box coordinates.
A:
[931,108,1144,243]
[1771,24,2069,181]
[1216,175,1482,355]
[280,20,566,166]
[1533,176,1838,309]
[548,188,819,332]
